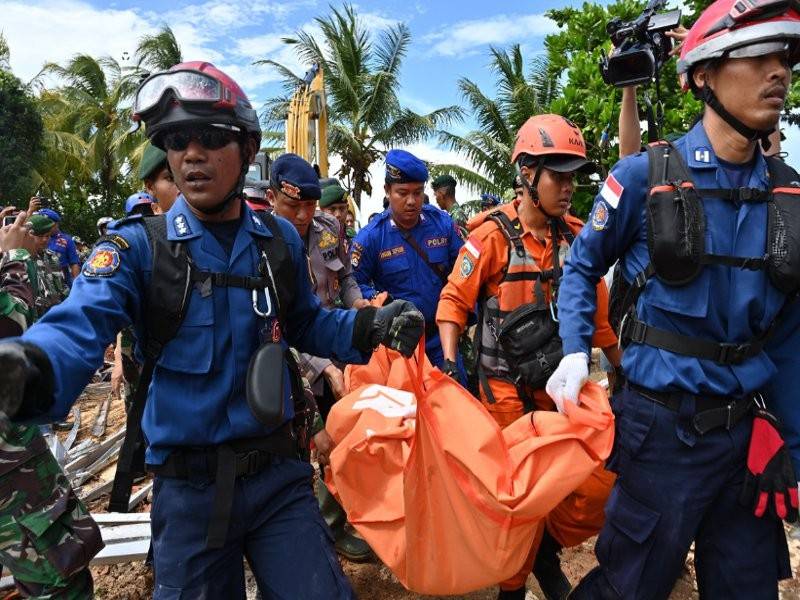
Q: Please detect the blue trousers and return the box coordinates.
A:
[150,456,355,599]
[572,387,791,600]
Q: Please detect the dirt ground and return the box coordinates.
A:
[57,373,800,599]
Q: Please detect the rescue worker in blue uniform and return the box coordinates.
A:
[546,3,800,598]
[38,209,80,287]
[351,149,465,376]
[0,61,424,599]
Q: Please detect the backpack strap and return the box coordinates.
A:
[109,215,193,512]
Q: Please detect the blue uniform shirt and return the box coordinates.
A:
[558,122,800,471]
[47,231,80,286]
[18,196,366,464]
[351,204,463,323]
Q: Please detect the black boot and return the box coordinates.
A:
[497,587,526,600]
[532,529,572,600]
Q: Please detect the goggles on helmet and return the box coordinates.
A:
[726,39,794,59]
[133,69,237,120]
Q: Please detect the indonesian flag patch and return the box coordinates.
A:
[600,173,624,209]
[465,236,482,259]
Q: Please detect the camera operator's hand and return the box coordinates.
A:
[667,25,688,56]
[0,208,35,255]
[27,197,42,215]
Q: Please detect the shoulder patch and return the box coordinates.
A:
[6,249,31,262]
[464,236,482,259]
[318,229,338,250]
[459,255,475,278]
[96,234,130,250]
[83,246,120,277]
[591,201,610,231]
[351,241,363,268]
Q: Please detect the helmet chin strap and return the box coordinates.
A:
[702,83,775,151]
[519,161,561,220]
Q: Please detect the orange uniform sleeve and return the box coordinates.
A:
[436,228,506,332]
[590,277,617,349]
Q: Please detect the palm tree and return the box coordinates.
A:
[40,54,141,215]
[135,25,183,72]
[435,46,556,195]
[257,4,463,207]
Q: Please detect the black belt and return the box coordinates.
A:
[147,423,298,549]
[628,383,756,435]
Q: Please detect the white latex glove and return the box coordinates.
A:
[545,352,590,413]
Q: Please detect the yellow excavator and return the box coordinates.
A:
[248,63,329,180]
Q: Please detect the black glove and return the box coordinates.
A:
[442,359,459,378]
[0,342,54,420]
[352,300,424,358]
[740,408,799,522]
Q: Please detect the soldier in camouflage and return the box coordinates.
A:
[0,209,103,599]
[29,215,68,319]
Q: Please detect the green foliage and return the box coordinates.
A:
[544,0,707,217]
[135,25,183,72]
[435,46,555,195]
[257,3,462,206]
[0,69,44,205]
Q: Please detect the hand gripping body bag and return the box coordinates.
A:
[327,343,614,595]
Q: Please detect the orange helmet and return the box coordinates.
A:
[511,114,595,174]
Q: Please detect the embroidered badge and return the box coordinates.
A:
[379,246,405,261]
[426,236,448,248]
[7,249,30,262]
[318,230,338,250]
[592,201,610,231]
[459,255,475,278]
[280,180,301,199]
[694,147,711,163]
[600,173,624,209]
[174,214,192,237]
[83,247,120,277]
[251,213,263,228]
[351,242,363,268]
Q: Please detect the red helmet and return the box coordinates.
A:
[511,114,595,174]
[678,0,800,90]
[132,61,261,147]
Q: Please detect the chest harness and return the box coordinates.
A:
[475,210,574,411]
[615,142,800,364]
[108,211,310,550]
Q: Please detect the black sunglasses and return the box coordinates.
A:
[161,126,242,152]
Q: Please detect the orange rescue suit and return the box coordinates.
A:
[436,201,617,591]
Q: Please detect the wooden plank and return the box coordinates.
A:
[128,482,153,511]
[79,478,114,503]
[91,512,151,524]
[92,539,150,565]
[101,523,151,544]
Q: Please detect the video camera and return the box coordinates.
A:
[600,0,682,88]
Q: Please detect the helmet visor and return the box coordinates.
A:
[134,70,223,117]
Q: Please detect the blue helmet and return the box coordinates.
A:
[480,193,501,208]
[124,192,156,216]
[36,208,61,222]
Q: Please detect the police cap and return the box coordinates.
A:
[270,153,321,200]
[385,149,428,184]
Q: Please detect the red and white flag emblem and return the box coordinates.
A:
[600,173,624,209]
[465,236,482,259]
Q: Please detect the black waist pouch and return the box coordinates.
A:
[246,342,286,427]
[497,303,563,390]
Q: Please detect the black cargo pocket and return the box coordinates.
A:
[595,485,661,598]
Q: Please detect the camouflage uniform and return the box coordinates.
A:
[0,250,103,599]
[32,250,68,319]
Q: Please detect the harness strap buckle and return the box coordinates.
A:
[716,342,749,365]
[240,450,261,477]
